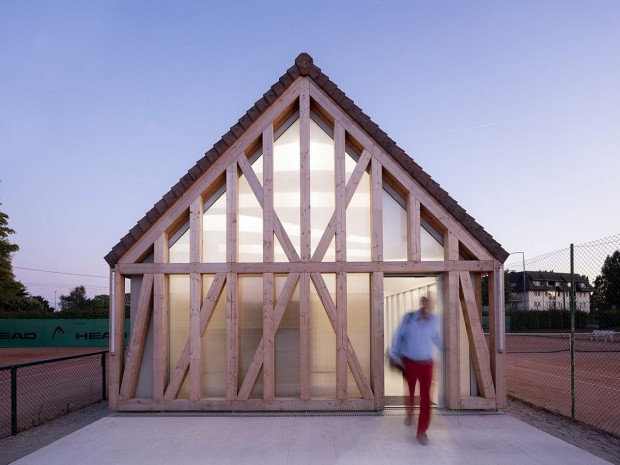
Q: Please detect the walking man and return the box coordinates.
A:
[390,296,441,445]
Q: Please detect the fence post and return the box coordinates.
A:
[101,352,107,401]
[570,244,576,419]
[11,366,17,436]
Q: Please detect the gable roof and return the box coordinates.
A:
[105,53,509,267]
[509,271,594,292]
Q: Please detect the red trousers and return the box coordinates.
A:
[403,357,433,434]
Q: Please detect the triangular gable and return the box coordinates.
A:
[105,53,508,266]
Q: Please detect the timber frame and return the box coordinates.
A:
[106,53,508,412]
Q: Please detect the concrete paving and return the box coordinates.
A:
[10,409,612,465]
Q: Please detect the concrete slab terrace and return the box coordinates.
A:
[10,409,612,465]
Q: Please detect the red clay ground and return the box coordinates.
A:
[505,333,620,437]
[0,347,107,366]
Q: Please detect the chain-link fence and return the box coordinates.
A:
[0,351,108,438]
[504,234,620,437]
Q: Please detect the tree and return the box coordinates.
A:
[592,251,620,311]
[59,285,88,311]
[0,202,27,309]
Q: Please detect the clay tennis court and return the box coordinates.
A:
[0,347,108,438]
[505,333,620,437]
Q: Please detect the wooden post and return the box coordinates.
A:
[336,271,347,399]
[407,193,421,261]
[335,122,346,262]
[371,158,383,262]
[189,198,203,400]
[226,163,238,401]
[300,273,311,401]
[109,269,125,410]
[443,231,460,409]
[153,233,169,400]
[263,125,275,402]
[371,271,384,409]
[300,78,311,261]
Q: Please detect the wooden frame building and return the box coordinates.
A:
[105,53,509,412]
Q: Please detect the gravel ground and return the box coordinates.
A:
[1,399,618,465]
[504,398,620,465]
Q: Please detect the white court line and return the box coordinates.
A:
[509,365,620,393]
[508,355,620,382]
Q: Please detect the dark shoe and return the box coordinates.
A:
[416,433,429,445]
[404,415,413,426]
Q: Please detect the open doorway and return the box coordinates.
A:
[384,275,443,407]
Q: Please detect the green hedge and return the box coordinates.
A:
[506,309,619,332]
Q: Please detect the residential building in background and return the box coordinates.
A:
[508,271,593,311]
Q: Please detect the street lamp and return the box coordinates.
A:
[54,291,57,312]
[510,252,527,310]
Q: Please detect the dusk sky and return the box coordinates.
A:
[1,1,619,306]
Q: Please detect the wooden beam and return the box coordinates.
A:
[117,259,496,275]
[109,269,126,410]
[443,231,460,409]
[120,274,154,400]
[371,271,384,409]
[165,273,226,400]
[262,272,275,401]
[189,198,203,400]
[459,271,495,400]
[310,273,373,400]
[117,397,376,412]
[300,78,311,261]
[226,163,238,264]
[189,272,202,400]
[300,273,311,401]
[371,157,383,262]
[226,272,238,401]
[407,193,421,261]
[153,234,169,400]
[336,271,347,399]
[334,122,346,262]
[460,396,497,410]
[263,126,274,263]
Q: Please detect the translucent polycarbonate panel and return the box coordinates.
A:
[347,274,371,398]
[202,275,227,397]
[346,170,371,261]
[274,275,301,397]
[238,171,263,263]
[310,119,335,261]
[169,226,189,263]
[310,274,336,397]
[273,235,288,262]
[168,275,190,398]
[238,276,263,398]
[252,154,263,187]
[421,225,444,261]
[344,150,357,185]
[273,119,301,258]
[382,190,407,261]
[203,191,227,263]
